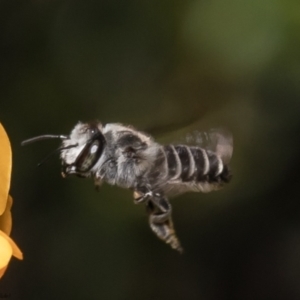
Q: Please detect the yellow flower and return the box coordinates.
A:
[0,123,23,278]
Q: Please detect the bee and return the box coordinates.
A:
[22,121,233,253]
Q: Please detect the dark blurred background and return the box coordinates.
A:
[1,0,300,299]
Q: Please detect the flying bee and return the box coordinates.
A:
[22,121,233,253]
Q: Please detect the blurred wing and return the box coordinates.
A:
[185,128,233,164]
[162,127,233,165]
[147,121,233,164]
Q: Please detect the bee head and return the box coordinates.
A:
[60,121,106,177]
[21,121,106,177]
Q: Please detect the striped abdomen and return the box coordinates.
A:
[163,145,231,192]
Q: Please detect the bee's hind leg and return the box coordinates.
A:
[133,187,183,253]
[133,184,161,204]
[133,189,153,204]
[147,193,183,253]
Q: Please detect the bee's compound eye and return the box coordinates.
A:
[75,139,103,172]
[90,144,98,154]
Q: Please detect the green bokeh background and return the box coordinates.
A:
[1,1,300,299]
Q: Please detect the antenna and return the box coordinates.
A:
[21,135,68,146]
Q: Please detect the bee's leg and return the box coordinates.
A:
[132,186,183,252]
[133,185,153,204]
[133,190,152,204]
[146,195,183,253]
[93,173,103,191]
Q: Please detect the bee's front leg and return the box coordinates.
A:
[93,173,103,191]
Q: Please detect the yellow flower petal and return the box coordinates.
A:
[0,123,12,215]
[0,234,12,278]
[0,231,23,260]
[0,265,8,279]
[6,194,12,210]
[0,195,12,235]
